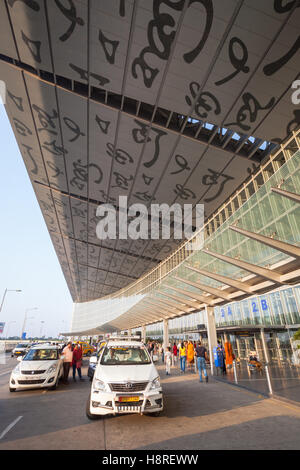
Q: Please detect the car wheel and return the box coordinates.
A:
[49,374,59,391]
[86,393,101,420]
[9,387,16,392]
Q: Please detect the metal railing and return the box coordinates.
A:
[214,359,300,402]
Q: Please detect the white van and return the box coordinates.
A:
[86,337,163,419]
[9,344,63,392]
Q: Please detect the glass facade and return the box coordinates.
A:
[71,145,300,345]
[144,284,300,364]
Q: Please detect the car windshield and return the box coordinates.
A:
[100,346,151,365]
[23,349,58,361]
[16,344,28,348]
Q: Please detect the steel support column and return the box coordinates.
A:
[230,225,300,259]
[159,290,203,309]
[167,285,212,306]
[141,325,146,343]
[175,276,230,300]
[163,319,169,350]
[205,306,218,376]
[271,187,300,204]
[186,265,252,293]
[204,248,282,283]
[260,328,270,363]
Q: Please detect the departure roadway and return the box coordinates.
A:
[0,354,300,450]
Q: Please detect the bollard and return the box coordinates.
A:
[233,360,238,384]
[265,363,273,395]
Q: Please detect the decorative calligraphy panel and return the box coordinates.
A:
[0,1,18,59]
[7,0,52,70]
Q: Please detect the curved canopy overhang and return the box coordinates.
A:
[67,139,300,336]
[1,1,299,307]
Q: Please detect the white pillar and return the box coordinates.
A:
[128,329,132,336]
[163,319,169,350]
[275,335,283,363]
[236,337,241,359]
[260,328,270,363]
[141,326,146,343]
[206,306,218,375]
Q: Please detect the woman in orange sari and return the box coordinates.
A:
[224,341,234,369]
[187,341,194,371]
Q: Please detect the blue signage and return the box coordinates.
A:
[252,299,269,314]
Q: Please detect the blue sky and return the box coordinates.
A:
[0,105,73,339]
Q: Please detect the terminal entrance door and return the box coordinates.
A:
[234,335,264,362]
[236,336,256,360]
[236,332,289,364]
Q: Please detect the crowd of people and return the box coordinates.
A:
[146,339,210,383]
[146,338,246,382]
[59,338,245,385]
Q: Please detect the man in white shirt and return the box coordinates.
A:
[62,342,73,384]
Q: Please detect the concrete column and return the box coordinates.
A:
[141,326,146,343]
[236,337,241,359]
[253,335,262,360]
[206,306,218,375]
[260,328,270,363]
[128,329,132,336]
[163,319,169,350]
[275,335,283,363]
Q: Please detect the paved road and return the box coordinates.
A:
[0,354,300,450]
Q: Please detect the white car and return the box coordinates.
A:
[11,343,29,358]
[86,337,163,419]
[9,344,63,392]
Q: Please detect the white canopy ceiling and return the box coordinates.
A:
[0,0,299,302]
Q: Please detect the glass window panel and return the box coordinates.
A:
[226,304,235,325]
[250,297,261,324]
[241,299,251,324]
[219,306,227,326]
[213,307,220,327]
[233,302,243,325]
[294,287,300,317]
[280,288,300,324]
[269,291,285,325]
[259,295,272,325]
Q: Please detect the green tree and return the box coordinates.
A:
[293,329,300,341]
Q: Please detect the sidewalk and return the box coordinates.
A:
[158,357,300,405]
[213,362,300,405]
[1,358,300,450]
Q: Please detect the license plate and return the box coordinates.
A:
[118,396,140,402]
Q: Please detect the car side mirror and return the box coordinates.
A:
[17,356,23,362]
[152,355,158,362]
[89,356,98,364]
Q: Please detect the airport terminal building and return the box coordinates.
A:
[0,1,299,369]
[144,283,300,364]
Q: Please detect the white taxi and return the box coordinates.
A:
[9,344,63,392]
[86,337,163,419]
